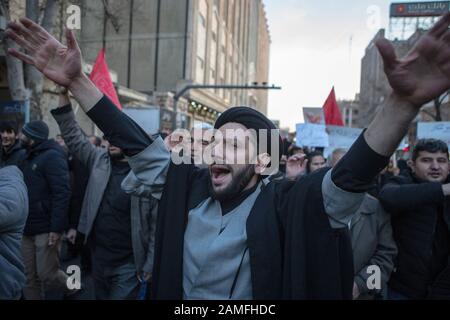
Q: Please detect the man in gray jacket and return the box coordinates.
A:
[0,166,28,300]
[51,92,159,300]
[330,149,397,299]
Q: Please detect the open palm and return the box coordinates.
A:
[6,17,82,87]
[376,12,450,107]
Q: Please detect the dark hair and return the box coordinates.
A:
[288,145,303,157]
[89,135,102,147]
[412,139,449,161]
[306,151,325,173]
[0,121,19,134]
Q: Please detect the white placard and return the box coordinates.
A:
[296,123,329,147]
[417,122,450,146]
[327,125,363,149]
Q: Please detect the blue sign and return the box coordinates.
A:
[0,101,26,114]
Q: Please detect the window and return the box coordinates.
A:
[196,2,207,84]
[198,13,206,28]
[196,57,205,83]
[209,14,219,85]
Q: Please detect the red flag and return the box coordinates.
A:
[322,87,344,126]
[89,48,122,110]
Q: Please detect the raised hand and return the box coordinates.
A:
[5,17,82,87]
[376,12,450,107]
[286,154,308,180]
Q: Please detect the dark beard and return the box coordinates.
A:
[208,164,255,202]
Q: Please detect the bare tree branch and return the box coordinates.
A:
[438,91,449,105]
[1,0,29,102]
[0,0,13,21]
[421,109,437,120]
[23,0,61,120]
[25,0,39,22]
[102,0,120,33]
[41,0,59,33]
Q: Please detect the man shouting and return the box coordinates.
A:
[6,13,450,299]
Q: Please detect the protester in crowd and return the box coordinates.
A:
[19,120,72,299]
[51,92,158,300]
[288,145,304,157]
[6,12,450,299]
[380,160,400,184]
[306,151,326,174]
[285,153,308,180]
[397,159,410,177]
[279,138,292,174]
[0,121,25,168]
[329,150,397,299]
[329,148,347,167]
[379,139,450,299]
[280,145,305,176]
[55,133,90,269]
[367,159,401,197]
[191,123,213,168]
[0,166,28,300]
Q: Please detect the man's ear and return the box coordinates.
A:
[255,153,271,175]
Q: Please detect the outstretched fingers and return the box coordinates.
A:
[376,38,398,71]
[19,17,51,41]
[5,29,37,54]
[430,11,450,38]
[7,48,36,66]
[7,20,41,46]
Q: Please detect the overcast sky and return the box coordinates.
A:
[264,0,425,130]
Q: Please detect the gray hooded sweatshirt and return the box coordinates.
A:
[0,166,28,299]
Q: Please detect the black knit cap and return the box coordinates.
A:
[214,106,282,161]
[22,120,49,142]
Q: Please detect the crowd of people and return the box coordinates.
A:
[1,13,450,300]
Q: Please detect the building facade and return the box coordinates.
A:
[78,0,271,129]
[337,95,359,128]
[358,28,426,128]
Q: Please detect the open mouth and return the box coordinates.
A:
[210,165,231,186]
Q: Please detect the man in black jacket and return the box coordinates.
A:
[19,120,72,299]
[380,139,450,299]
[0,120,25,168]
[6,13,450,299]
